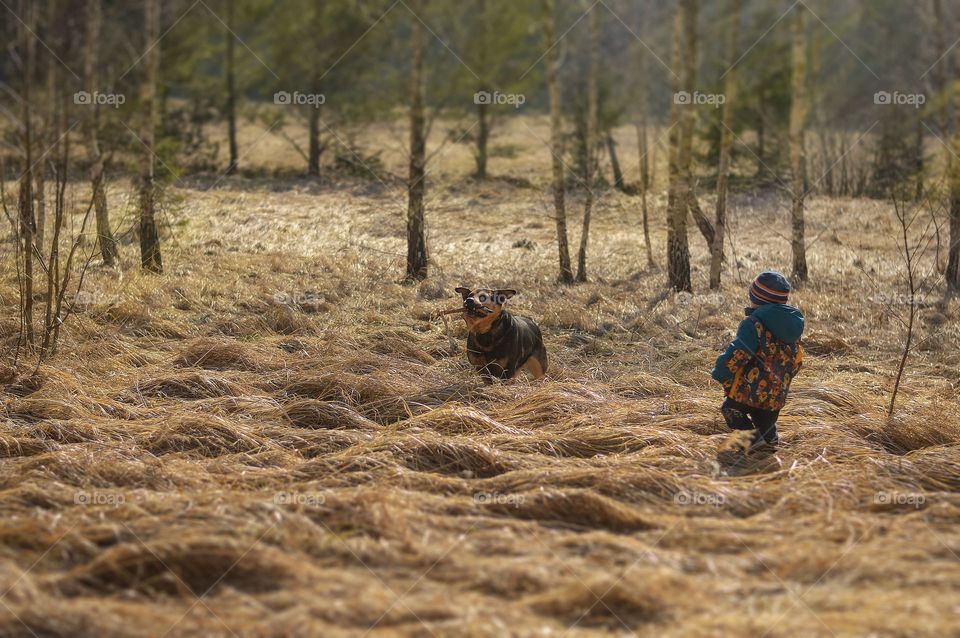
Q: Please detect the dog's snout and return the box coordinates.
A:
[465,297,477,308]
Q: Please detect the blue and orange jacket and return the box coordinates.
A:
[712,304,805,410]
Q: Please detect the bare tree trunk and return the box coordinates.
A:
[41,117,68,358]
[889,198,917,416]
[635,33,654,269]
[541,0,573,283]
[33,1,59,254]
[636,115,653,266]
[949,10,960,290]
[679,0,714,250]
[839,133,849,196]
[755,115,765,178]
[932,0,950,175]
[475,99,489,179]
[576,3,599,282]
[474,0,490,180]
[139,0,163,273]
[84,0,118,267]
[307,106,322,177]
[18,0,36,347]
[667,0,692,292]
[948,194,960,290]
[406,0,428,280]
[225,0,238,175]
[789,3,808,282]
[817,130,834,196]
[914,117,924,201]
[711,0,741,289]
[808,12,831,198]
[33,166,45,254]
[307,1,323,177]
[607,132,625,192]
[688,193,714,246]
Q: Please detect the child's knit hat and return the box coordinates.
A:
[749,271,790,305]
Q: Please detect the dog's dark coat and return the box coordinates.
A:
[466,309,548,381]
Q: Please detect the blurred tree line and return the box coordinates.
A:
[1,0,959,318]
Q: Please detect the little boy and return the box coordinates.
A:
[711,271,805,452]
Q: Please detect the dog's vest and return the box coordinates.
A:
[724,316,803,411]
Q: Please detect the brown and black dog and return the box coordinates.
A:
[455,286,547,383]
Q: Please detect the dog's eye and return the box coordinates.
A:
[478,294,488,302]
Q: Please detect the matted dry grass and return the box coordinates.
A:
[1,123,960,636]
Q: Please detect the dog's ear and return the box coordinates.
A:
[455,287,471,299]
[494,289,517,302]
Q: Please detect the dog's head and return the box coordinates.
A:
[455,286,516,333]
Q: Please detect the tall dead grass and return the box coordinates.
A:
[0,171,958,637]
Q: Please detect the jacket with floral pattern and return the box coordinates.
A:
[712,304,805,411]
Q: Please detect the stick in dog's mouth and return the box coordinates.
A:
[433,307,465,317]
[431,306,491,320]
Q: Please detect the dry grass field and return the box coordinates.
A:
[1,117,960,637]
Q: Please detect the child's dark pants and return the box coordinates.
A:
[721,398,780,444]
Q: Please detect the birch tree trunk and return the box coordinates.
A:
[636,30,655,269]
[635,31,653,268]
[667,0,692,292]
[541,0,573,283]
[139,0,163,273]
[34,0,60,253]
[307,1,324,177]
[607,133,624,191]
[575,3,599,282]
[405,0,428,280]
[932,0,949,174]
[710,0,741,289]
[948,4,960,290]
[680,0,715,250]
[789,3,808,282]
[18,0,36,346]
[225,0,238,175]
[474,0,490,179]
[84,0,118,266]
